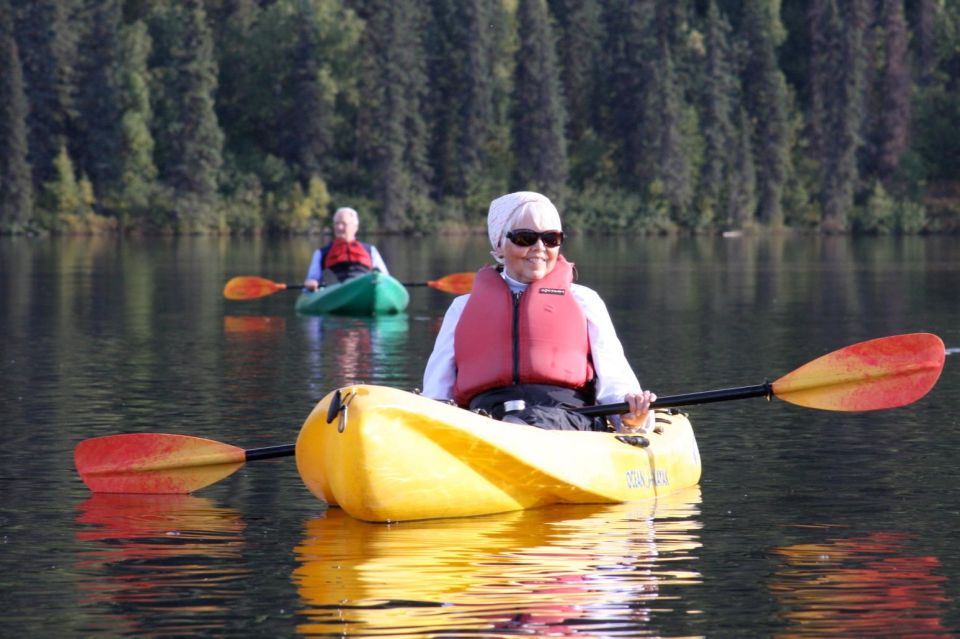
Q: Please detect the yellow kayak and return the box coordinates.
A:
[295,385,702,522]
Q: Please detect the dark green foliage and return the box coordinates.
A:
[148,0,225,230]
[741,0,790,228]
[699,1,742,227]
[809,0,868,232]
[0,0,33,230]
[284,1,334,182]
[875,0,911,181]
[12,0,77,188]
[1,0,959,235]
[728,106,757,229]
[73,0,125,201]
[354,0,432,231]
[550,0,604,147]
[511,0,569,201]
[425,0,503,206]
[600,0,659,189]
[114,21,158,218]
[654,42,694,220]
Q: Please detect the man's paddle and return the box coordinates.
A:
[74,333,945,495]
[223,272,475,300]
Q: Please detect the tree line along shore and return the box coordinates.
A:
[1,0,959,237]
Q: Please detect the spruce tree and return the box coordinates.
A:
[913,0,939,86]
[115,21,158,217]
[741,0,790,228]
[213,0,262,157]
[729,106,757,229]
[425,0,501,203]
[283,0,336,184]
[550,0,604,146]
[654,42,693,217]
[700,0,738,224]
[73,0,124,204]
[459,0,505,202]
[875,0,911,181]
[11,0,77,189]
[511,0,569,202]
[353,0,432,231]
[600,0,659,190]
[0,0,33,230]
[809,0,867,232]
[149,0,225,229]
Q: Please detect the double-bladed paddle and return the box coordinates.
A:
[74,333,945,495]
[223,272,475,300]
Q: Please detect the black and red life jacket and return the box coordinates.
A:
[322,239,374,281]
[452,256,593,407]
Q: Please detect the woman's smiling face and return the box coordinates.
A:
[501,208,561,283]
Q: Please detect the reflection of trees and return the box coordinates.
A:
[769,531,951,637]
[74,494,247,638]
[568,233,957,406]
[293,489,703,636]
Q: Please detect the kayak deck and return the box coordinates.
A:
[295,384,702,522]
[294,271,409,316]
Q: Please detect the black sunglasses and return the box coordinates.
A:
[506,229,565,248]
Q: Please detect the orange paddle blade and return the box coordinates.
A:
[75,433,247,494]
[427,272,475,294]
[772,333,945,411]
[223,276,288,300]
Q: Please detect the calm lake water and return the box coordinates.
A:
[1,233,958,637]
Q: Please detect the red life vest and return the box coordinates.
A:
[322,239,374,270]
[453,256,594,407]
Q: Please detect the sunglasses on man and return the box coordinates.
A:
[506,229,565,248]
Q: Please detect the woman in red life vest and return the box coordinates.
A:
[422,192,656,432]
[304,207,390,289]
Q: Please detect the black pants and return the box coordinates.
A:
[469,384,609,432]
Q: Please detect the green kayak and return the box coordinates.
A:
[294,271,410,316]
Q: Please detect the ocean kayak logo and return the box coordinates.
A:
[626,468,669,489]
[538,287,565,295]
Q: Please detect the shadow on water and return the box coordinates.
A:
[292,489,703,637]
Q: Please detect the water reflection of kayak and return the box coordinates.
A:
[296,384,702,522]
[293,489,702,636]
[294,271,409,316]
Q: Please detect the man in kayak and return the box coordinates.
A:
[422,191,656,433]
[303,207,390,290]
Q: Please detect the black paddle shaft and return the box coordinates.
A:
[573,382,773,417]
[246,383,774,456]
[244,443,296,461]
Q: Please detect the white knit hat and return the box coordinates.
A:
[487,192,562,263]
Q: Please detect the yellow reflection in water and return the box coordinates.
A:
[293,488,702,636]
[770,529,951,637]
[75,494,248,637]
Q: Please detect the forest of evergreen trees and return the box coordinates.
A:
[1,0,959,236]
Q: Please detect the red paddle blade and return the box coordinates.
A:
[772,333,945,411]
[428,272,475,294]
[223,276,288,300]
[75,433,247,493]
